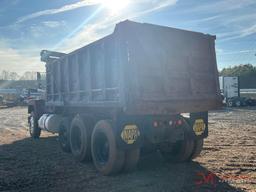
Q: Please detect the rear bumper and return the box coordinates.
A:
[115,112,208,150]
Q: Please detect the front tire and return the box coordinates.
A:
[29,112,41,139]
[59,118,71,153]
[91,120,125,175]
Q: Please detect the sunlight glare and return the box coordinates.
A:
[100,0,130,15]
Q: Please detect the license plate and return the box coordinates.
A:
[193,119,206,136]
[121,125,140,144]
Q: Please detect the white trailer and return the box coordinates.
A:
[219,76,242,107]
[219,76,239,99]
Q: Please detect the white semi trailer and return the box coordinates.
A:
[219,76,251,107]
[219,76,239,99]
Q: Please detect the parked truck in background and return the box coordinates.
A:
[219,76,239,99]
[0,88,19,107]
[20,88,45,105]
[219,76,240,106]
[219,76,256,107]
[28,20,222,175]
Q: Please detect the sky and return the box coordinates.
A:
[0,0,255,75]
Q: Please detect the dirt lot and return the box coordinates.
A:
[0,107,255,192]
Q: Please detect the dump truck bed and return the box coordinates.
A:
[45,20,222,115]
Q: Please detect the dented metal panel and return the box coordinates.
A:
[44,20,222,114]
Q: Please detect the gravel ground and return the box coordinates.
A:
[0,106,255,192]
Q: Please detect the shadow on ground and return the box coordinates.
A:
[0,136,245,192]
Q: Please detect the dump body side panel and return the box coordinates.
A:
[46,35,124,108]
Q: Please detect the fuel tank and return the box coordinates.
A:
[38,114,62,133]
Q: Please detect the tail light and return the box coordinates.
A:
[153,119,183,128]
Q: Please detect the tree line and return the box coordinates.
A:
[219,64,256,77]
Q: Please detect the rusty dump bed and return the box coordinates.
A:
[44,20,222,115]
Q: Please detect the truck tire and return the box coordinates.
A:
[190,139,204,159]
[160,121,194,162]
[29,112,41,139]
[59,118,71,153]
[91,120,125,175]
[161,139,194,162]
[122,148,140,172]
[70,115,92,162]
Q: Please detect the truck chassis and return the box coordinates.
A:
[28,100,208,175]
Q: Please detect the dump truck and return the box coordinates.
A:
[28,20,222,175]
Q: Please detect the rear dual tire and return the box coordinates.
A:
[161,138,204,162]
[91,120,140,175]
[91,120,124,175]
[191,139,204,159]
[161,138,194,162]
[160,120,204,162]
[70,115,94,162]
[60,116,140,175]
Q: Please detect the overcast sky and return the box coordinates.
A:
[0,0,255,74]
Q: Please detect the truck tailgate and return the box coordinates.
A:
[119,22,222,114]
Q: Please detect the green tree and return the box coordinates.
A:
[219,64,256,77]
